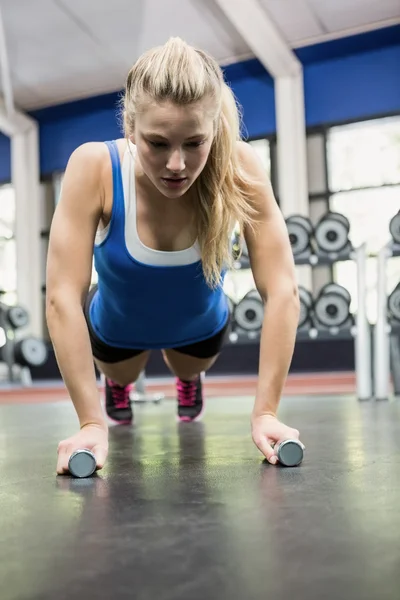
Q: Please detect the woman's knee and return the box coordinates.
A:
[95,351,151,386]
[162,348,218,380]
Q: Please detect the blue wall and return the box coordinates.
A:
[0,134,11,181]
[303,45,400,127]
[228,43,400,139]
[0,26,399,182]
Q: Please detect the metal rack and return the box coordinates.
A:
[374,241,400,400]
[229,242,373,401]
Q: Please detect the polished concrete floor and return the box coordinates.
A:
[0,392,399,600]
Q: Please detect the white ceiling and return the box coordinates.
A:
[0,0,399,111]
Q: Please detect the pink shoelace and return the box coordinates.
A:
[108,379,132,409]
[177,378,197,407]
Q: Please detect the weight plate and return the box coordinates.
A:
[7,305,29,329]
[314,292,350,328]
[286,220,311,255]
[298,286,313,308]
[15,337,48,367]
[244,289,262,301]
[388,284,400,321]
[234,297,264,331]
[322,212,350,232]
[315,215,349,253]
[286,215,314,235]
[318,283,351,305]
[298,286,313,328]
[389,212,400,244]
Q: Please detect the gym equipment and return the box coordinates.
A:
[68,449,97,478]
[389,211,400,244]
[14,337,48,367]
[274,439,304,467]
[233,289,264,332]
[298,286,313,329]
[231,231,248,261]
[388,283,400,322]
[319,282,351,305]
[285,215,313,256]
[0,301,48,386]
[130,370,164,404]
[314,211,351,254]
[314,283,352,328]
[231,230,241,260]
[4,305,29,329]
[0,336,48,368]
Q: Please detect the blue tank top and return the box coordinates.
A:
[89,140,229,349]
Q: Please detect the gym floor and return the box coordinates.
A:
[1,377,400,600]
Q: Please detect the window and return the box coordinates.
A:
[327,116,400,191]
[327,117,400,323]
[0,185,16,305]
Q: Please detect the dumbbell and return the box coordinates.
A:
[389,211,400,244]
[314,212,350,253]
[0,304,30,329]
[15,337,48,367]
[285,215,313,256]
[68,449,97,478]
[233,289,264,332]
[298,286,313,329]
[313,283,352,328]
[272,439,304,467]
[0,336,48,368]
[388,283,400,323]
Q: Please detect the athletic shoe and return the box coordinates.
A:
[176,375,204,422]
[105,378,133,424]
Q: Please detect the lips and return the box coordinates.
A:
[161,177,188,189]
[163,177,186,181]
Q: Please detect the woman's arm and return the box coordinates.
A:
[237,141,300,418]
[46,142,107,429]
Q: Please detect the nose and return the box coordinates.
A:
[166,148,185,173]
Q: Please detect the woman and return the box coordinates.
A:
[46,37,301,475]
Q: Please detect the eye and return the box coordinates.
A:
[149,141,167,148]
[186,141,205,148]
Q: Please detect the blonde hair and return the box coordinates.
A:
[122,37,259,288]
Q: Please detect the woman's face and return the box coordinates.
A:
[131,98,215,198]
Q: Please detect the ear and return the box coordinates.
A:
[129,132,136,145]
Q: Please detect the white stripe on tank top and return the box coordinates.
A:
[95,141,201,266]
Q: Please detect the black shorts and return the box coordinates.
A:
[83,285,230,364]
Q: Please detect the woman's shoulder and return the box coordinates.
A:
[234,140,269,184]
[68,138,129,166]
[66,138,130,182]
[235,140,258,166]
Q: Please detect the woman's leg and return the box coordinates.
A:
[83,285,151,424]
[161,349,218,381]
[162,319,230,421]
[94,351,151,388]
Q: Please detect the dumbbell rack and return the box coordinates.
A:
[374,241,400,400]
[228,243,373,401]
[0,309,33,387]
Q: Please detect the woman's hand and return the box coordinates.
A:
[57,423,109,475]
[251,414,302,465]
